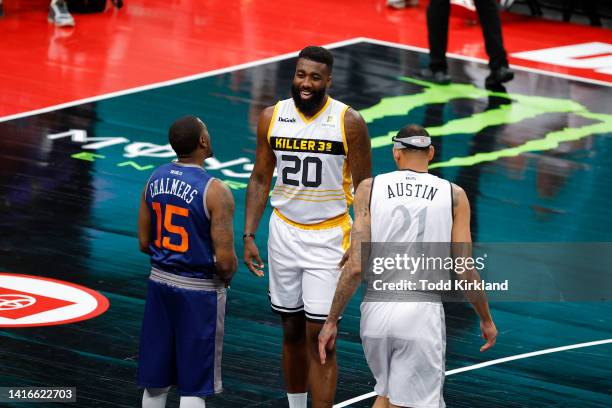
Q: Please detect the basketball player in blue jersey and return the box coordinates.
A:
[244,46,372,408]
[137,116,237,408]
[319,125,498,408]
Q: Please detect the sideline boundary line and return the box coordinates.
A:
[333,338,612,407]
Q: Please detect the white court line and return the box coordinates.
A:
[359,37,612,88]
[334,338,612,407]
[0,37,364,124]
[2,36,610,123]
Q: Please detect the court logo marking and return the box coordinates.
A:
[45,74,612,183]
[512,42,612,76]
[0,294,37,310]
[0,273,109,327]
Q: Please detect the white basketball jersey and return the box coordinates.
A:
[268,97,352,225]
[370,170,453,242]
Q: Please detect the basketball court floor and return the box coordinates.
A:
[0,1,611,407]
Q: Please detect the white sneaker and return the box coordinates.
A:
[48,0,75,27]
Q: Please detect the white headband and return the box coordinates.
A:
[393,135,432,149]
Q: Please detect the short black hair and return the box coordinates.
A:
[397,124,429,138]
[298,46,334,72]
[168,115,205,157]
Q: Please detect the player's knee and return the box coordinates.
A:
[282,314,306,345]
[284,328,306,345]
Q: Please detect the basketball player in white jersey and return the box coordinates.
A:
[319,125,497,408]
[244,46,372,408]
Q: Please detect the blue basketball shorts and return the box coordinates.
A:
[137,269,226,397]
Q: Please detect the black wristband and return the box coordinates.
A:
[243,233,255,240]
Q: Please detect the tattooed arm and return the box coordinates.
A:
[451,183,497,352]
[243,106,277,277]
[207,179,238,283]
[319,178,373,364]
[328,178,372,322]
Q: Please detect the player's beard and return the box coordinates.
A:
[291,83,326,116]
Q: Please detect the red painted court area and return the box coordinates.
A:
[0,0,610,119]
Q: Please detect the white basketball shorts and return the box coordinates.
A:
[360,301,446,408]
[268,209,351,322]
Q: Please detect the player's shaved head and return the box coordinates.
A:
[169,115,208,157]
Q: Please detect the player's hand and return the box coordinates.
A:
[318,321,338,365]
[243,238,265,277]
[479,319,497,352]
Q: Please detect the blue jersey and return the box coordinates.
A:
[144,162,216,279]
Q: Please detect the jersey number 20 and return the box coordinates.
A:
[152,202,189,252]
[281,155,322,187]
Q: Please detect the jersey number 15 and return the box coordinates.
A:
[152,202,190,253]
